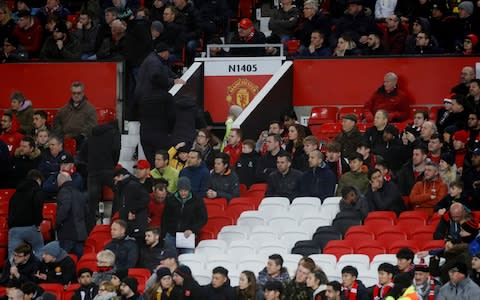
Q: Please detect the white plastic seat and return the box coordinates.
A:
[260,197,291,208]
[322,196,342,206]
[320,204,340,220]
[238,255,267,274]
[309,254,337,269]
[178,253,206,270]
[358,270,378,287]
[206,254,238,273]
[249,230,278,242]
[227,240,257,257]
[257,240,289,256]
[192,270,212,285]
[336,254,371,271]
[258,204,289,219]
[300,214,332,232]
[217,225,248,244]
[282,254,303,277]
[279,227,311,249]
[195,239,227,257]
[267,215,298,232]
[237,211,266,228]
[370,254,397,271]
[291,197,321,208]
[289,204,321,220]
[229,273,240,286]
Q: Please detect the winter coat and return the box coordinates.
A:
[151,167,179,194]
[43,171,83,195]
[56,181,88,242]
[235,151,260,188]
[0,251,40,285]
[54,97,97,138]
[336,171,369,196]
[179,164,210,198]
[7,100,34,134]
[383,27,406,54]
[365,180,405,215]
[37,150,67,179]
[158,21,187,55]
[396,161,424,196]
[296,12,331,47]
[331,10,376,45]
[73,23,100,55]
[334,127,364,159]
[38,250,76,285]
[201,281,235,300]
[104,235,139,269]
[265,168,303,200]
[255,149,288,182]
[268,6,301,37]
[299,164,336,201]
[72,283,99,300]
[172,96,202,146]
[10,147,41,187]
[85,122,121,174]
[162,191,208,236]
[409,177,448,215]
[137,242,164,271]
[12,17,44,55]
[207,169,240,200]
[364,87,411,122]
[257,267,290,286]
[437,277,480,300]
[229,30,267,57]
[8,178,45,228]
[40,34,81,60]
[283,280,312,300]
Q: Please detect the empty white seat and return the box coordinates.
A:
[227,240,257,257]
[260,197,291,208]
[291,197,321,208]
[267,215,298,232]
[193,270,212,285]
[195,239,227,257]
[322,265,341,281]
[300,214,332,232]
[279,228,311,249]
[322,196,342,206]
[337,254,371,271]
[320,204,340,220]
[258,204,289,219]
[178,253,206,270]
[257,240,289,256]
[218,225,248,244]
[309,254,337,270]
[206,255,238,273]
[358,272,378,287]
[249,231,278,242]
[229,273,240,286]
[281,253,302,277]
[370,254,397,271]
[289,205,321,220]
[237,211,266,228]
[238,255,267,274]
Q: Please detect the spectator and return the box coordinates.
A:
[383,14,406,54]
[7,91,33,135]
[104,219,139,270]
[335,114,363,159]
[283,257,315,299]
[365,168,405,215]
[438,153,458,188]
[148,179,168,228]
[92,250,116,285]
[430,2,453,51]
[299,30,331,57]
[202,266,235,299]
[257,254,290,287]
[453,1,477,48]
[159,6,186,59]
[467,79,480,115]
[256,121,284,155]
[73,11,100,59]
[410,161,448,215]
[437,261,480,298]
[340,265,368,300]
[409,121,438,153]
[137,227,165,271]
[111,269,128,294]
[325,281,342,300]
[297,0,331,49]
[406,110,428,138]
[179,150,210,198]
[268,0,300,43]
[145,267,182,299]
[434,202,471,240]
[32,110,50,136]
[206,152,240,201]
[84,121,121,232]
[452,130,470,172]
[72,268,98,300]
[330,0,376,46]
[364,73,411,122]
[296,135,319,172]
[56,172,88,257]
[9,136,41,188]
[396,248,415,277]
[168,142,190,172]
[339,185,369,219]
[173,0,202,63]
[235,270,262,300]
[306,268,328,300]
[263,280,283,300]
[54,81,98,144]
[42,152,84,195]
[162,176,208,254]
[235,139,260,188]
[462,147,480,210]
[363,30,385,55]
[404,17,433,53]
[299,149,336,201]
[364,110,391,156]
[37,135,66,180]
[356,141,378,171]
[285,124,306,171]
[7,169,45,256]
[256,134,288,182]
[384,272,418,300]
[223,128,243,167]
[35,129,49,155]
[222,106,242,152]
[0,112,23,155]
[93,281,117,300]
[172,265,202,300]
[119,277,142,300]
[94,7,118,53]
[12,10,43,56]
[171,95,206,147]
[96,18,132,62]
[281,109,312,137]
[325,142,350,182]
[265,153,302,201]
[336,153,369,196]
[437,96,455,135]
[36,241,76,285]
[406,31,443,54]
[397,146,427,196]
[0,4,15,44]
[36,0,69,26]
[333,34,360,56]
[40,20,81,60]
[193,129,216,170]
[372,263,395,299]
[472,253,480,286]
[458,33,479,55]
[451,66,475,96]
[112,168,149,241]
[6,288,23,300]
[230,18,266,57]
[0,243,40,286]
[150,150,179,194]
[0,35,28,63]
[412,263,440,299]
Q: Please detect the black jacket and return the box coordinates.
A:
[207,170,240,200]
[114,175,150,239]
[334,127,364,160]
[56,181,88,242]
[365,180,405,216]
[396,161,423,196]
[299,164,336,201]
[8,178,45,228]
[72,283,98,300]
[255,149,288,182]
[162,192,208,237]
[38,253,76,285]
[84,122,121,174]
[230,30,267,57]
[201,281,235,300]
[235,152,260,188]
[265,168,303,201]
[104,235,139,269]
[9,148,42,188]
[0,252,41,285]
[172,95,204,146]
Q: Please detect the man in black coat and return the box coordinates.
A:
[7,169,45,257]
[230,18,266,57]
[112,168,150,242]
[201,267,235,300]
[72,268,98,300]
[104,219,139,269]
[56,172,88,258]
[299,150,336,201]
[256,134,288,182]
[0,243,40,286]
[365,169,405,215]
[35,241,76,285]
[330,0,376,46]
[9,136,42,188]
[265,153,302,201]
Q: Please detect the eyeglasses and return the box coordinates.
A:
[465,40,472,44]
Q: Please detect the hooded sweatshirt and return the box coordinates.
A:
[8,100,34,134]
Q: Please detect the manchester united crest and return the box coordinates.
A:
[226,78,259,108]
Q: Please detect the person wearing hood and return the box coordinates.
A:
[56,171,89,258]
[104,219,139,269]
[340,266,368,300]
[299,150,336,201]
[339,185,369,219]
[112,168,150,242]
[9,136,42,188]
[257,254,290,287]
[7,169,45,257]
[172,265,201,299]
[0,112,23,156]
[161,176,207,254]
[202,266,235,300]
[206,152,240,201]
[35,241,76,285]
[365,168,405,215]
[119,277,144,300]
[53,81,97,145]
[144,267,183,300]
[82,120,121,233]
[7,91,33,134]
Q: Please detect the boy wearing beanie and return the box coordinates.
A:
[119,277,143,300]
[35,241,76,285]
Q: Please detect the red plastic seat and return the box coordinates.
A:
[204,198,227,211]
[206,205,224,217]
[63,137,77,155]
[96,108,116,125]
[0,189,15,201]
[355,245,387,260]
[410,227,435,241]
[388,240,420,254]
[248,183,267,193]
[198,228,216,241]
[323,241,354,259]
[239,184,248,196]
[39,220,53,241]
[344,226,375,241]
[0,247,6,268]
[420,240,445,251]
[315,122,342,143]
[309,107,339,126]
[365,211,397,224]
[102,186,114,202]
[90,224,111,235]
[0,230,8,247]
[64,284,81,300]
[338,106,365,120]
[76,259,98,273]
[429,106,443,122]
[364,217,395,228]
[397,211,428,226]
[230,196,262,209]
[205,215,234,232]
[287,39,301,56]
[0,203,8,217]
[376,229,408,243]
[129,268,151,293]
[39,283,64,300]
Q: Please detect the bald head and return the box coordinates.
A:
[450,203,466,222]
[461,66,475,84]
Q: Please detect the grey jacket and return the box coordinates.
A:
[436,277,480,300]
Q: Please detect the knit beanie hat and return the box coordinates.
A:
[440,152,455,166]
[174,265,192,279]
[229,105,243,119]
[449,261,468,276]
[156,267,172,280]
[453,130,469,144]
[466,34,479,47]
[122,277,138,292]
[40,241,62,258]
[113,269,128,281]
[151,21,164,33]
[458,1,474,15]
[177,177,191,191]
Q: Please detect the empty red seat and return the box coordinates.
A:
[63,137,77,155]
[43,203,57,225]
[248,183,267,193]
[376,229,408,243]
[230,196,262,209]
[309,107,339,126]
[198,228,216,241]
[239,184,248,196]
[410,227,435,241]
[338,106,365,120]
[44,110,58,125]
[314,122,342,143]
[287,40,301,56]
[365,211,397,224]
[388,240,420,254]
[102,186,114,202]
[64,284,81,300]
[355,244,387,260]
[421,240,445,251]
[398,211,428,226]
[344,226,375,241]
[39,220,53,241]
[204,198,227,211]
[323,241,354,259]
[39,283,64,300]
[129,268,151,293]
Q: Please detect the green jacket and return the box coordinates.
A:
[336,170,369,196]
[150,166,179,193]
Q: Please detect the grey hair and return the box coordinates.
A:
[57,172,72,187]
[97,250,116,266]
[304,0,318,11]
[384,72,398,82]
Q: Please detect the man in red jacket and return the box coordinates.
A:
[12,10,43,56]
[0,112,23,156]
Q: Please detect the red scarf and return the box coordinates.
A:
[427,277,436,300]
[372,281,393,300]
[342,280,358,300]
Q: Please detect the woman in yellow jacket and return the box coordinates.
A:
[385,273,420,300]
[168,142,190,171]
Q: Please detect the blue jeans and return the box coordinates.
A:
[164,233,194,254]
[8,226,44,257]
